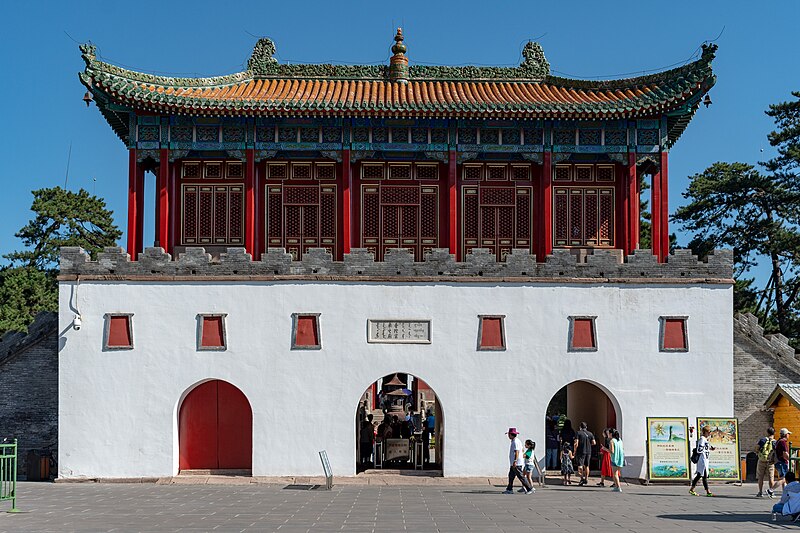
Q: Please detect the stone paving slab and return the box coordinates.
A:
[0,481,793,532]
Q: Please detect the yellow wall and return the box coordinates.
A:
[774,396,800,448]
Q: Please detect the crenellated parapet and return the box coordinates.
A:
[60,246,733,282]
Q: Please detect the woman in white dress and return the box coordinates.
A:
[690,425,716,496]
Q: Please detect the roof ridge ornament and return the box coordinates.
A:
[248,37,279,77]
[389,28,409,83]
[519,41,549,78]
[79,43,97,67]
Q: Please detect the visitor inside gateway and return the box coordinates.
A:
[356,373,443,474]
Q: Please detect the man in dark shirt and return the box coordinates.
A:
[574,421,596,486]
[775,428,792,490]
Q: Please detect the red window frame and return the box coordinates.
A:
[198,314,227,351]
[103,313,134,350]
[477,315,506,351]
[569,316,597,352]
[660,316,688,352]
[291,313,322,349]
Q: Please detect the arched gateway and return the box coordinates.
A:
[179,380,253,471]
[356,373,444,475]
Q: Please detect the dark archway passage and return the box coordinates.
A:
[356,373,443,475]
[179,380,252,471]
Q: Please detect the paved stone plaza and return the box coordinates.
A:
[0,480,792,532]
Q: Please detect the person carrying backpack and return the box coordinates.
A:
[756,426,777,498]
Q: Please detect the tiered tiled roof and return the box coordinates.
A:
[79,33,716,144]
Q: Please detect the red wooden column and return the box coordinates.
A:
[342,149,352,255]
[135,165,145,258]
[628,152,639,253]
[659,150,669,261]
[448,149,458,257]
[127,149,139,260]
[169,160,178,255]
[157,148,170,251]
[651,162,662,262]
[245,149,256,257]
[539,151,553,262]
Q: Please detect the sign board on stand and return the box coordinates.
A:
[696,418,740,481]
[646,417,691,481]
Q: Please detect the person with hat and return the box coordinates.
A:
[503,427,533,494]
[775,428,792,491]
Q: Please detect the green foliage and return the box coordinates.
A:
[0,266,58,334]
[5,187,121,272]
[674,93,800,348]
[0,187,120,335]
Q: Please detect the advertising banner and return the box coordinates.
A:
[646,417,690,480]
[696,418,740,480]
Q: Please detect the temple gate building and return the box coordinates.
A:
[58,31,732,479]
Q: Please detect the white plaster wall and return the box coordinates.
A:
[58,280,732,479]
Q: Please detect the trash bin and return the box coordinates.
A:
[745,452,758,483]
[26,450,50,481]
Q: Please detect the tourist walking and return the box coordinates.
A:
[689,425,715,496]
[597,428,613,486]
[574,421,595,486]
[503,428,533,494]
[755,426,776,498]
[560,419,576,452]
[775,428,792,491]
[560,442,575,485]
[359,414,375,467]
[545,418,560,470]
[610,429,625,492]
[521,439,537,492]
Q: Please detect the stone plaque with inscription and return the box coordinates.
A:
[367,319,431,344]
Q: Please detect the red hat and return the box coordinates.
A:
[506,427,519,435]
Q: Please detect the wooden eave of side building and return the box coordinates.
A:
[765,384,800,411]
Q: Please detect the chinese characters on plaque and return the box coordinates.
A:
[367,320,431,344]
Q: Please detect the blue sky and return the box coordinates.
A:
[1,1,798,263]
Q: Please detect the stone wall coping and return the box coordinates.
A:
[734,312,798,359]
[58,246,734,282]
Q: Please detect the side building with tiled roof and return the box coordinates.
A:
[60,30,732,480]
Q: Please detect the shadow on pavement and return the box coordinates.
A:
[658,513,772,523]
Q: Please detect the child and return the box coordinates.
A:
[560,441,575,485]
[521,439,537,493]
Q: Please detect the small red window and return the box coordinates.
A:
[478,316,505,350]
[661,317,688,351]
[105,314,133,349]
[292,314,321,349]
[570,317,596,351]
[199,315,226,350]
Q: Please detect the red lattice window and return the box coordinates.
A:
[486,165,507,181]
[388,164,412,180]
[292,313,321,349]
[463,165,483,181]
[478,316,506,350]
[183,162,200,178]
[553,187,614,247]
[291,163,312,180]
[181,185,244,245]
[199,314,226,350]
[660,317,688,352]
[361,182,438,261]
[361,163,385,180]
[315,164,335,180]
[267,163,288,180]
[596,165,615,182]
[204,162,223,179]
[104,314,133,349]
[415,164,438,180]
[511,165,531,181]
[569,317,597,351]
[226,162,244,179]
[463,185,533,261]
[266,184,337,260]
[575,165,594,182]
[554,166,572,181]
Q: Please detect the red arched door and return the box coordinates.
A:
[179,380,252,470]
